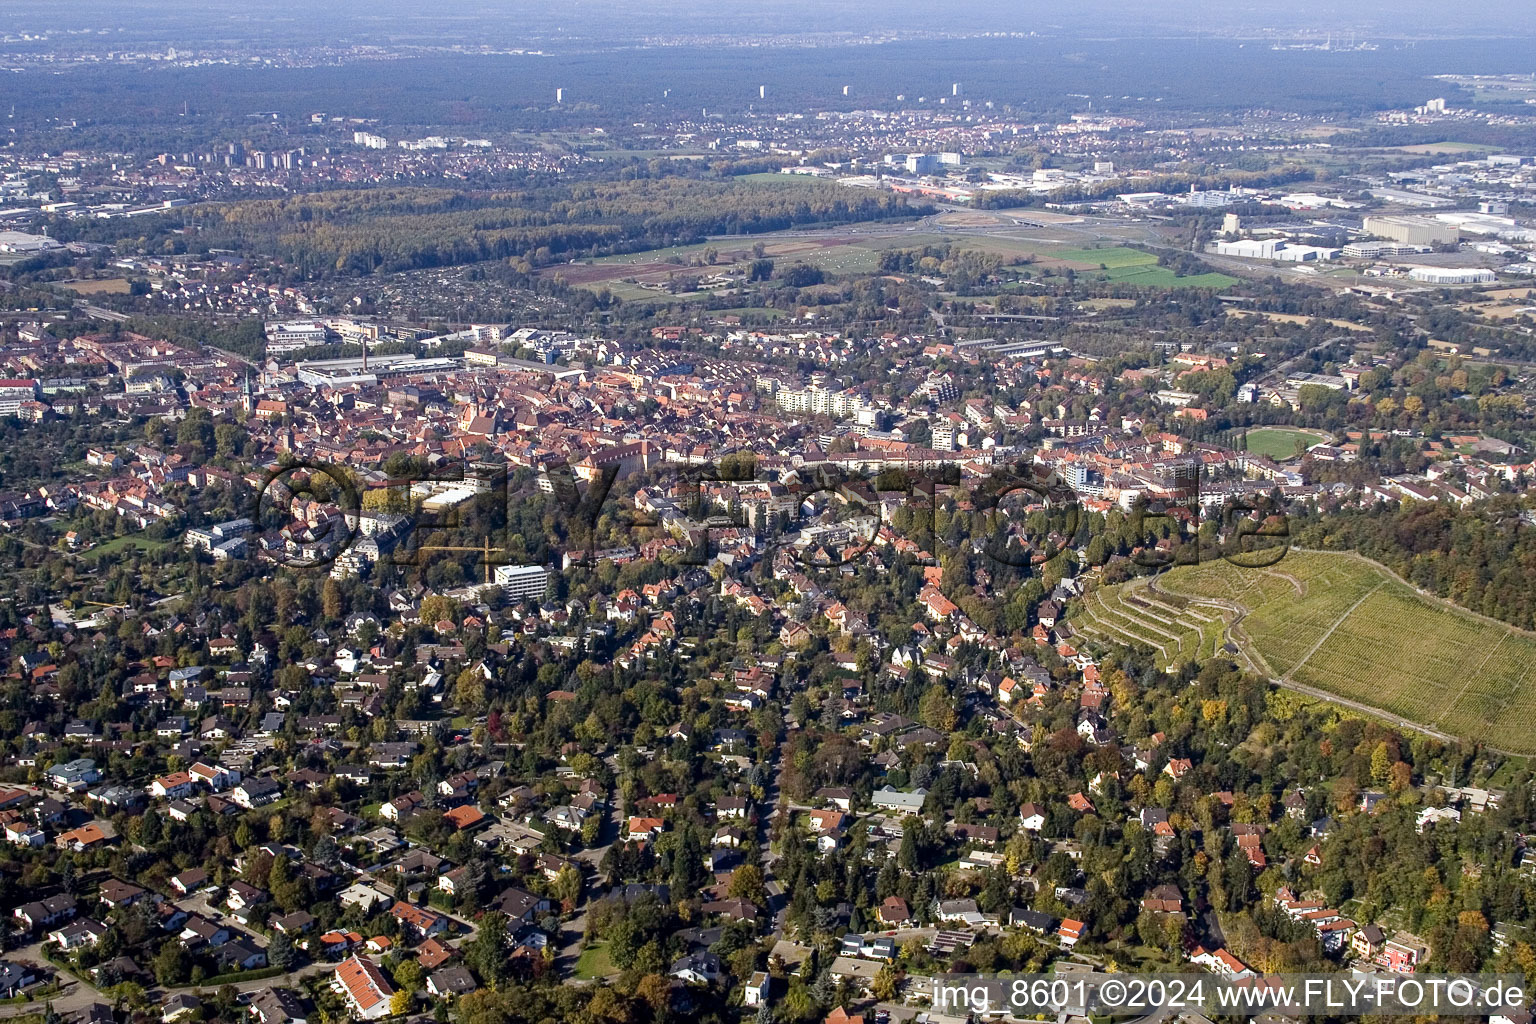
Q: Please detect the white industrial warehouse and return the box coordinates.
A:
[1406,266,1497,285]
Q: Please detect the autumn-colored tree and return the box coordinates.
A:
[919,684,957,732]
[420,594,457,627]
[1332,776,1359,815]
[393,959,424,992]
[322,578,345,621]
[553,865,584,911]
[455,668,486,711]
[633,974,671,1013]
[728,864,767,906]
[1370,741,1392,788]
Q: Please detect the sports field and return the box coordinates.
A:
[1074,551,1536,752]
[1242,427,1330,460]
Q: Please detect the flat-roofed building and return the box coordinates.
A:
[494,564,550,601]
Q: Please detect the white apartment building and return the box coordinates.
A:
[495,564,551,601]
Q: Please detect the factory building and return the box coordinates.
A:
[264,322,332,354]
[1406,266,1497,285]
[1341,241,1433,259]
[0,231,63,254]
[1210,239,1338,262]
[1362,215,1460,246]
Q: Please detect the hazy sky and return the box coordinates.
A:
[9,0,1536,44]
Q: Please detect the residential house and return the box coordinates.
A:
[871,787,927,815]
[331,956,395,1020]
[15,895,76,931]
[381,791,426,822]
[162,995,201,1023]
[98,879,146,911]
[249,989,310,1024]
[627,816,664,843]
[878,896,912,927]
[495,886,551,925]
[172,869,209,895]
[1019,802,1046,832]
[427,967,478,998]
[389,901,448,941]
[48,917,107,951]
[226,882,267,912]
[48,759,100,791]
[231,777,280,809]
[0,959,34,997]
[669,952,723,985]
[1058,918,1086,948]
[180,916,231,950]
[149,772,195,800]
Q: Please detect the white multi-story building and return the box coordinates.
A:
[495,564,551,601]
[1341,241,1433,259]
[767,381,873,420]
[265,322,332,354]
[0,379,39,417]
[915,373,959,404]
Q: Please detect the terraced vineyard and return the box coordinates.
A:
[1073,551,1536,754]
[1076,577,1231,667]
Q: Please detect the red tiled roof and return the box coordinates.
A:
[335,955,394,1013]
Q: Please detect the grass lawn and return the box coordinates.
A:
[1043,248,1237,288]
[1168,272,1242,289]
[790,245,884,275]
[1242,427,1331,460]
[575,941,617,979]
[78,535,171,560]
[1100,264,1239,289]
[586,242,719,267]
[1052,246,1158,269]
[1484,758,1532,789]
[596,282,672,302]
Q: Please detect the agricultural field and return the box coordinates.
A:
[549,229,1237,296]
[1242,426,1331,460]
[59,278,133,295]
[1103,266,1239,289]
[1381,141,1503,155]
[1075,551,1536,753]
[1052,246,1160,269]
[544,227,944,295]
[1044,246,1239,289]
[1225,309,1376,332]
